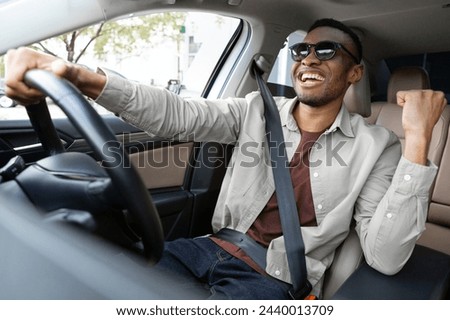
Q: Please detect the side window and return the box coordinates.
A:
[267,30,305,97]
[0,12,241,120]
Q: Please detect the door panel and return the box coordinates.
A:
[130,142,193,190]
[0,116,229,241]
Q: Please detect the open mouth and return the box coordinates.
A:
[301,73,325,83]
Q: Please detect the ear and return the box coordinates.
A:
[348,63,364,84]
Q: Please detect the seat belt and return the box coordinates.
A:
[252,60,312,299]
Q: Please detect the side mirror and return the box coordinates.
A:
[0,90,17,108]
[166,79,182,94]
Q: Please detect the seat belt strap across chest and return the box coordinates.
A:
[252,61,312,299]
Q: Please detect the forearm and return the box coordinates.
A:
[71,64,106,100]
[403,131,430,166]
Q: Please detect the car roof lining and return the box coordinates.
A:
[2,0,450,62]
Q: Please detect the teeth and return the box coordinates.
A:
[301,73,324,82]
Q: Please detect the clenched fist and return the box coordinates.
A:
[397,89,447,165]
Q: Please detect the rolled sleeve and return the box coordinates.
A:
[95,68,135,115]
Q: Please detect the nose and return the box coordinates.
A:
[301,48,320,66]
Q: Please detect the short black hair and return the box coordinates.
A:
[308,18,362,63]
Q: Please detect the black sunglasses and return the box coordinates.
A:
[289,41,360,64]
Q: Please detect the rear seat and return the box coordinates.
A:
[367,66,450,255]
[324,66,450,299]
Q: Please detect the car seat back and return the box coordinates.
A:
[323,66,450,299]
[366,66,450,255]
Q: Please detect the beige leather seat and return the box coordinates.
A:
[366,67,450,256]
[367,67,449,165]
[368,66,431,124]
[323,66,450,299]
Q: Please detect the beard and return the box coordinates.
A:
[297,92,335,107]
[296,86,345,107]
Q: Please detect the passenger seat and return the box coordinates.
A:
[367,66,450,254]
[323,66,450,299]
[367,67,442,163]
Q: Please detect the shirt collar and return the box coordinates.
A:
[326,104,355,138]
[281,97,355,138]
[280,97,300,131]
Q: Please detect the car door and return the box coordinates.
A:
[0,11,242,241]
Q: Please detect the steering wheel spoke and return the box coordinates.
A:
[25,99,65,155]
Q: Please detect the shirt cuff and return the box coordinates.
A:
[94,67,134,115]
[391,156,438,195]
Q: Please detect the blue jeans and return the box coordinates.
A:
[156,236,291,299]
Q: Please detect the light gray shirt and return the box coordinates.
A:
[96,71,437,296]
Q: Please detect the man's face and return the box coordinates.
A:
[291,26,359,107]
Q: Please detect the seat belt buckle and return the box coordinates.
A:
[288,280,313,300]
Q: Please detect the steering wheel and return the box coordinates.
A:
[23,69,164,264]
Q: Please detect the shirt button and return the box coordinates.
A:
[386,213,393,219]
[404,174,411,181]
[317,204,323,210]
[313,172,319,178]
[275,270,281,276]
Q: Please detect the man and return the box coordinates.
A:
[5,18,446,299]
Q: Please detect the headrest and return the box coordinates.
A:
[343,60,371,117]
[387,66,430,103]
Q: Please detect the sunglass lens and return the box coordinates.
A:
[290,43,308,61]
[296,43,309,59]
[314,42,336,60]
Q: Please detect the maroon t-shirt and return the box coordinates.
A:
[211,129,323,273]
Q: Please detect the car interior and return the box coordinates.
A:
[0,0,449,299]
